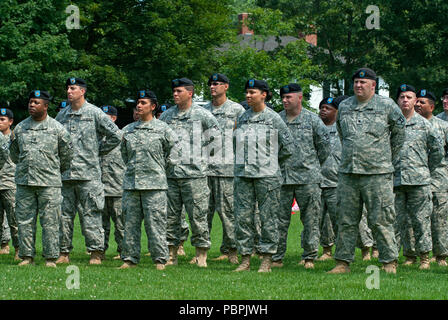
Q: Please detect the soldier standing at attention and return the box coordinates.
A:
[10,90,73,267]
[119,90,178,270]
[203,73,245,264]
[55,78,122,265]
[415,90,448,266]
[436,88,448,121]
[0,108,19,260]
[392,85,443,270]
[159,78,221,268]
[100,105,125,260]
[328,68,406,274]
[233,79,294,273]
[272,83,330,269]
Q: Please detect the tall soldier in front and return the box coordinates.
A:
[328,68,406,274]
[10,90,73,266]
[203,73,245,264]
[55,78,122,265]
[273,83,330,269]
[159,78,221,268]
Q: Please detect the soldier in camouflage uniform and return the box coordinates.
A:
[203,73,245,264]
[55,78,122,265]
[392,85,443,270]
[119,90,178,270]
[99,105,125,260]
[273,83,330,269]
[415,90,448,266]
[9,90,73,267]
[328,68,406,274]
[436,88,448,121]
[233,79,294,273]
[0,109,19,260]
[159,78,221,268]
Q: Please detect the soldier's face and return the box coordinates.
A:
[136,99,155,118]
[0,116,12,132]
[28,98,48,119]
[282,92,301,111]
[209,82,228,98]
[245,89,266,107]
[353,79,376,101]
[443,95,448,111]
[319,104,337,123]
[415,98,434,119]
[67,85,85,102]
[397,91,417,114]
[133,108,140,121]
[172,87,192,105]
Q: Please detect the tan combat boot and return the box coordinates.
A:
[436,256,448,266]
[145,252,151,256]
[118,261,137,269]
[371,247,379,258]
[89,251,102,265]
[113,254,121,260]
[304,259,315,269]
[155,263,165,270]
[55,252,70,264]
[196,247,208,268]
[327,260,350,274]
[212,254,228,261]
[258,254,272,273]
[234,254,251,272]
[14,247,20,261]
[18,257,34,266]
[362,247,371,261]
[382,261,397,274]
[317,246,333,261]
[298,259,305,266]
[271,260,284,268]
[228,249,239,264]
[403,256,417,265]
[166,245,178,266]
[419,253,430,270]
[0,243,10,254]
[177,240,186,256]
[45,259,57,268]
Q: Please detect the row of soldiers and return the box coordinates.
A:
[1,68,448,274]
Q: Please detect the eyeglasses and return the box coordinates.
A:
[209,82,225,87]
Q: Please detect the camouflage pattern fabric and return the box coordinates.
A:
[0,190,18,248]
[102,196,124,253]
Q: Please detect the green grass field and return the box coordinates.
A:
[1,212,448,300]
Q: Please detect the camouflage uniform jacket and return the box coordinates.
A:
[279,108,330,185]
[203,99,245,177]
[55,101,122,181]
[336,94,406,174]
[0,132,16,190]
[159,102,221,179]
[100,130,125,197]
[436,111,448,122]
[429,116,448,192]
[394,112,444,186]
[121,119,178,190]
[320,123,341,188]
[9,116,73,187]
[234,106,294,178]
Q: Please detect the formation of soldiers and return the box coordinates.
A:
[1,67,448,274]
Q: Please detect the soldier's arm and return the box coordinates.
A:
[164,126,180,166]
[388,104,406,164]
[97,112,122,156]
[336,111,343,144]
[202,112,222,160]
[277,119,294,165]
[8,130,19,164]
[58,127,74,173]
[314,119,331,165]
[0,134,9,170]
[427,126,444,172]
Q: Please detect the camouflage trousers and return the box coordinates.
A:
[180,205,190,242]
[59,180,105,253]
[274,184,321,261]
[394,185,433,256]
[357,207,375,249]
[0,189,18,248]
[431,192,448,257]
[15,185,62,259]
[121,190,168,264]
[319,187,337,248]
[234,176,281,256]
[166,177,210,248]
[334,173,398,264]
[102,196,124,254]
[207,176,236,254]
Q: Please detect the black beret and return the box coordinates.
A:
[208,73,229,85]
[333,95,350,108]
[245,79,270,92]
[0,108,13,119]
[441,88,448,97]
[396,84,416,99]
[101,105,117,116]
[417,89,436,102]
[319,97,337,109]
[66,77,87,88]
[352,68,377,81]
[172,78,194,89]
[58,101,68,109]
[280,83,302,96]
[29,90,51,101]
[137,89,157,101]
